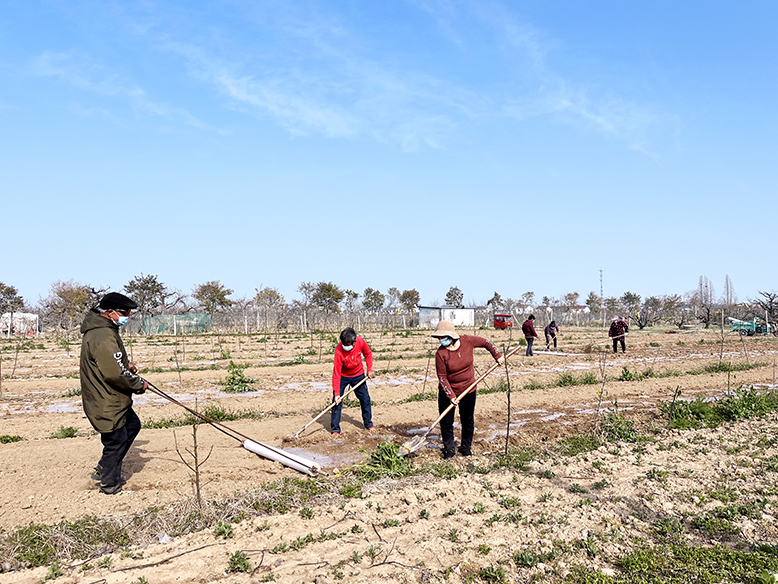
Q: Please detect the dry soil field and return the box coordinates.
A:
[2,325,778,583]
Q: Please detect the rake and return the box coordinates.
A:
[287,377,368,440]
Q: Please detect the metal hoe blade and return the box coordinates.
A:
[398,435,427,457]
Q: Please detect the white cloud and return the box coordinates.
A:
[418,0,668,154]
[29,50,210,130]
[162,38,484,151]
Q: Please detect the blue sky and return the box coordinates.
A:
[2,1,776,308]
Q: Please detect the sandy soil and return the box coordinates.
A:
[1,326,777,582]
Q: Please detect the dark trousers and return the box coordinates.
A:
[98,408,141,492]
[331,374,372,433]
[525,337,535,356]
[438,389,477,455]
[612,338,626,353]
[545,335,557,349]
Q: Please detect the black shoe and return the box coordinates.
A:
[91,466,126,483]
[458,448,472,457]
[99,483,123,495]
[442,450,456,460]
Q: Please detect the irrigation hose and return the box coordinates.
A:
[144,380,320,474]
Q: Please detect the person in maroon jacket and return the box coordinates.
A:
[522,314,538,356]
[331,327,375,435]
[432,321,504,459]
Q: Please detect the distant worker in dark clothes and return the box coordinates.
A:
[544,320,560,350]
[432,321,504,459]
[80,292,148,495]
[331,327,375,435]
[522,315,538,356]
[609,316,629,353]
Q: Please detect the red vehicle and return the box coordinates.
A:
[493,313,513,329]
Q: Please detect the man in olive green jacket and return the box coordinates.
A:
[80,292,148,495]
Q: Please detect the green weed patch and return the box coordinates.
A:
[2,517,129,570]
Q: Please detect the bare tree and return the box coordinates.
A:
[42,280,102,334]
[255,287,285,330]
[297,281,316,332]
[561,291,580,324]
[753,291,778,323]
[385,287,401,311]
[690,276,716,328]
[342,289,359,313]
[634,296,662,329]
[516,292,535,316]
[658,294,684,327]
[722,275,737,308]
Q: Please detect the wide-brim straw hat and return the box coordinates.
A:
[431,320,460,339]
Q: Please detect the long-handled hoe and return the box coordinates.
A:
[584,332,627,354]
[398,344,522,457]
[287,377,368,440]
[144,381,322,476]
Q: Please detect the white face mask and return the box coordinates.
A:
[342,345,354,352]
[114,314,129,327]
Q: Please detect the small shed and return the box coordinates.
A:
[418,306,475,328]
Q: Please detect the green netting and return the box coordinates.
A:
[141,314,211,334]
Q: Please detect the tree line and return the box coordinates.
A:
[1,274,776,335]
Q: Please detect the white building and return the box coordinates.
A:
[418,306,475,328]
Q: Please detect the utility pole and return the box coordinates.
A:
[600,269,605,329]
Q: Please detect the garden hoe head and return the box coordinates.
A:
[398,435,427,457]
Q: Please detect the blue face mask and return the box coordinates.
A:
[439,337,453,347]
[342,345,354,352]
[114,315,129,327]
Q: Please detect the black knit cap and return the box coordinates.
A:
[98,292,138,311]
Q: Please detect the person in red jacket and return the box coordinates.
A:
[331,327,375,435]
[432,320,504,459]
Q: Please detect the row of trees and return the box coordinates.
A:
[2,274,776,335]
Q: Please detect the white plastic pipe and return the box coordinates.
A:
[242,440,321,476]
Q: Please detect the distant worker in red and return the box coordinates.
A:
[432,321,504,459]
[609,316,629,353]
[522,314,538,356]
[331,327,375,436]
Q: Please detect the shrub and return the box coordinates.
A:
[555,372,579,387]
[351,441,415,481]
[7,516,129,569]
[50,426,78,439]
[226,550,251,573]
[0,435,24,444]
[222,361,255,393]
[600,400,639,442]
